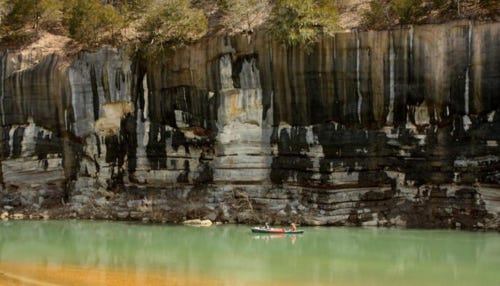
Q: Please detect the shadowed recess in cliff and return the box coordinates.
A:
[151,86,216,130]
[2,53,66,130]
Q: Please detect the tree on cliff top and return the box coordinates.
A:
[139,0,207,56]
[100,0,153,20]
[269,0,339,47]
[391,0,424,24]
[219,0,271,35]
[361,0,499,29]
[63,0,124,46]
[361,1,392,29]
[1,0,39,32]
[0,0,62,41]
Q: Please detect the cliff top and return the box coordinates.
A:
[0,0,498,58]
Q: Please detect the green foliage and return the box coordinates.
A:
[219,0,270,35]
[1,0,38,31]
[39,0,63,14]
[1,0,493,52]
[269,0,339,47]
[478,0,500,18]
[64,0,124,45]
[430,0,450,9]
[139,0,207,55]
[124,0,153,11]
[429,0,461,18]
[102,0,153,20]
[362,0,427,28]
[0,0,63,41]
[38,0,64,30]
[426,0,498,19]
[391,0,423,24]
[361,1,391,29]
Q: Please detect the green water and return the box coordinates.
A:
[0,220,499,285]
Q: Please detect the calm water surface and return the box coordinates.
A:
[0,220,499,286]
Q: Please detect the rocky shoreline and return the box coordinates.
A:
[1,178,498,231]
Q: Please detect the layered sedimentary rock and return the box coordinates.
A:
[0,21,499,229]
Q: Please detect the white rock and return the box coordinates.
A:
[11,213,25,220]
[41,211,50,220]
[182,219,212,227]
[362,220,378,227]
[390,216,406,227]
[94,197,108,207]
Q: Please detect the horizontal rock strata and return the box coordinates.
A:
[0,21,499,230]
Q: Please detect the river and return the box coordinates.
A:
[0,221,499,285]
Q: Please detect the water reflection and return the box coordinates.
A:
[0,221,499,286]
[252,234,299,244]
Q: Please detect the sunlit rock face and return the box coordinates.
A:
[0,21,499,229]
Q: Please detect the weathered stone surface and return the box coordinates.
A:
[0,21,499,230]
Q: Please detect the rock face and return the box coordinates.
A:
[0,21,499,230]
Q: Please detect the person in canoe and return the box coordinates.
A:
[251,224,303,234]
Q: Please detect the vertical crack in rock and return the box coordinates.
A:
[387,31,395,125]
[464,20,472,116]
[355,29,362,124]
[90,64,100,121]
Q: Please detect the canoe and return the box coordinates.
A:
[251,227,304,234]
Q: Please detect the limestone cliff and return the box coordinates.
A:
[1,21,499,230]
